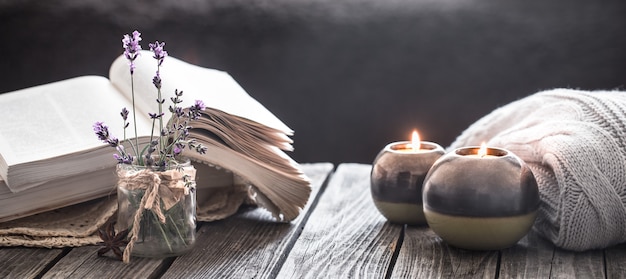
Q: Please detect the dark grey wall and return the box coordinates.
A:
[1,0,625,164]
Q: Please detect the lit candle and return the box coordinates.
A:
[370,130,445,225]
[464,143,500,158]
[393,130,423,153]
[422,144,540,250]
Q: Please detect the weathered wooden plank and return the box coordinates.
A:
[393,226,498,278]
[499,230,554,278]
[550,247,605,278]
[160,163,334,279]
[605,243,626,279]
[42,246,166,279]
[0,247,64,278]
[277,163,402,279]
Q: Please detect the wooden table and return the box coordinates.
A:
[1,163,625,278]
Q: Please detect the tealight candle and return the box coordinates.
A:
[370,130,445,225]
[422,143,540,250]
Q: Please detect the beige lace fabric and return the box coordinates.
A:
[0,184,251,248]
[450,88,626,251]
[0,197,118,248]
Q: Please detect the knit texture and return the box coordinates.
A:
[450,88,626,251]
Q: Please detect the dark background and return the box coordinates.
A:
[1,0,625,165]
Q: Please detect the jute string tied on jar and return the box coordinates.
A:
[116,166,196,263]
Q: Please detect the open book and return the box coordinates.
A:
[0,51,310,222]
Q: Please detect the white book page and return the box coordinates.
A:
[108,50,293,135]
[0,76,153,170]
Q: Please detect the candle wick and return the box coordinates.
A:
[412,143,421,152]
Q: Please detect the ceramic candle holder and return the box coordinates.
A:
[370,141,445,225]
[422,146,540,250]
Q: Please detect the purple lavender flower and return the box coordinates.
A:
[149,112,164,119]
[189,100,206,119]
[188,139,207,154]
[120,108,130,128]
[120,108,129,120]
[108,137,120,148]
[196,145,208,154]
[152,74,162,89]
[181,128,190,138]
[95,31,208,169]
[115,146,133,164]
[93,122,120,147]
[112,154,122,163]
[176,107,185,118]
[114,153,134,164]
[93,122,109,141]
[193,100,206,111]
[170,89,184,104]
[149,41,167,66]
[122,31,142,74]
[173,146,182,156]
[147,140,158,155]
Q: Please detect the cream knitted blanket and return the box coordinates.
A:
[450,88,626,251]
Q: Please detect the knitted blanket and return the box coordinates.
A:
[450,88,626,251]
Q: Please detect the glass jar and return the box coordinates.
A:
[116,158,197,258]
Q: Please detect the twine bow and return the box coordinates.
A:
[117,166,195,263]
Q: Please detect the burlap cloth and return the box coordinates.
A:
[0,167,252,248]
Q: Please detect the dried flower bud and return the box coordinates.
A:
[152,74,162,89]
[122,30,142,74]
[173,146,182,156]
[93,122,109,142]
[120,108,129,121]
[149,41,167,66]
[149,112,164,119]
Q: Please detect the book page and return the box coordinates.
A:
[108,50,293,135]
[0,76,153,178]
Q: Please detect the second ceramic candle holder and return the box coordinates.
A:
[422,145,540,250]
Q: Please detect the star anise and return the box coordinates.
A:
[97,222,129,261]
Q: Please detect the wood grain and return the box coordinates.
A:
[499,231,554,279]
[0,162,619,278]
[393,226,498,278]
[605,243,626,279]
[160,163,334,279]
[42,246,166,279]
[0,247,64,278]
[277,163,403,279]
[549,247,605,278]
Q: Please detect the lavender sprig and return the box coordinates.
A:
[94,31,207,170]
[122,30,143,159]
[162,92,208,163]
[150,41,168,157]
[149,41,167,66]
[122,31,142,74]
[93,122,133,164]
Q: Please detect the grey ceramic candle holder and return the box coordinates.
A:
[370,141,445,225]
[422,146,540,250]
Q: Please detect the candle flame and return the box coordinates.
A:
[478,142,488,157]
[411,130,421,151]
